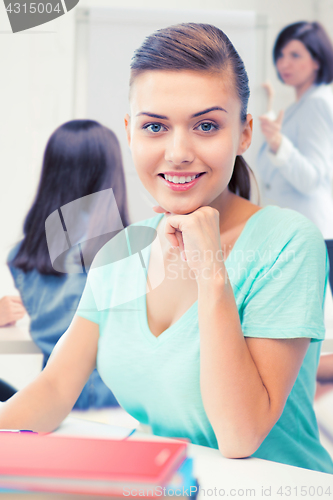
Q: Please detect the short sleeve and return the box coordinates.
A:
[241,217,329,342]
[76,274,100,324]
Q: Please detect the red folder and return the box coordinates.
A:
[0,433,187,496]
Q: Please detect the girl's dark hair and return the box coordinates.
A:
[273,21,333,84]
[11,120,130,275]
[130,23,254,200]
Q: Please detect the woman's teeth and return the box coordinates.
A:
[163,174,200,184]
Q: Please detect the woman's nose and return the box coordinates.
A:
[164,130,194,165]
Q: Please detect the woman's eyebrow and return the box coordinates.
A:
[192,106,228,117]
[136,106,227,120]
[136,112,168,119]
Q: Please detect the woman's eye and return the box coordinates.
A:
[197,122,218,132]
[143,123,165,133]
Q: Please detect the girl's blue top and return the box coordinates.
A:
[7,243,118,410]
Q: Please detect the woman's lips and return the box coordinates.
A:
[159,173,205,191]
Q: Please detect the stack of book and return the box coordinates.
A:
[0,432,198,497]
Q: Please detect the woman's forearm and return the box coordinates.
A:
[0,371,74,432]
[198,272,273,458]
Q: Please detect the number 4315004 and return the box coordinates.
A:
[6,3,62,14]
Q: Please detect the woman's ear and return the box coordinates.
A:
[124,114,131,147]
[237,114,253,155]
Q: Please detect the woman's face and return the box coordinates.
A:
[125,70,252,215]
[276,39,319,92]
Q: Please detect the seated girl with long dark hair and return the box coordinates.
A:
[7,120,130,409]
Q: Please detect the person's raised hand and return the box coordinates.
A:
[152,205,185,256]
[259,110,284,154]
[152,205,224,282]
[0,296,26,327]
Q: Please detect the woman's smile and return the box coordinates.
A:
[158,171,206,191]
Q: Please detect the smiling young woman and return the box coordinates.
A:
[125,69,254,219]
[0,23,332,475]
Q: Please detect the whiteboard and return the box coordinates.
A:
[73,8,268,222]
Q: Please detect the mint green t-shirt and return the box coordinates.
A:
[76,205,333,474]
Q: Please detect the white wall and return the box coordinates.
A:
[0,0,329,297]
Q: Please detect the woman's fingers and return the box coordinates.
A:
[6,295,24,304]
[14,307,26,319]
[165,228,181,249]
[260,119,276,132]
[259,121,281,142]
[175,231,186,260]
[0,296,26,327]
[152,205,181,249]
[259,117,274,134]
[163,214,185,251]
[259,112,283,133]
[10,302,26,315]
[152,206,185,253]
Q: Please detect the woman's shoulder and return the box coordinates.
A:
[245,205,325,255]
[303,84,333,117]
[309,84,333,102]
[231,205,328,290]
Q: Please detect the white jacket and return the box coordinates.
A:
[257,84,333,239]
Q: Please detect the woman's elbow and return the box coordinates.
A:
[216,428,269,459]
[217,440,259,460]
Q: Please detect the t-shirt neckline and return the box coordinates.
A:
[139,205,273,345]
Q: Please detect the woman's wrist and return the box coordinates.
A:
[268,133,282,154]
[196,263,229,296]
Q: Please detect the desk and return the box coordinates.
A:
[322,338,333,353]
[0,409,333,499]
[47,415,333,500]
[0,320,42,391]
[0,323,41,354]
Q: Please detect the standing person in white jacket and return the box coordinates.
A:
[257,21,333,239]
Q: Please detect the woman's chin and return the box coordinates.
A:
[164,204,202,216]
